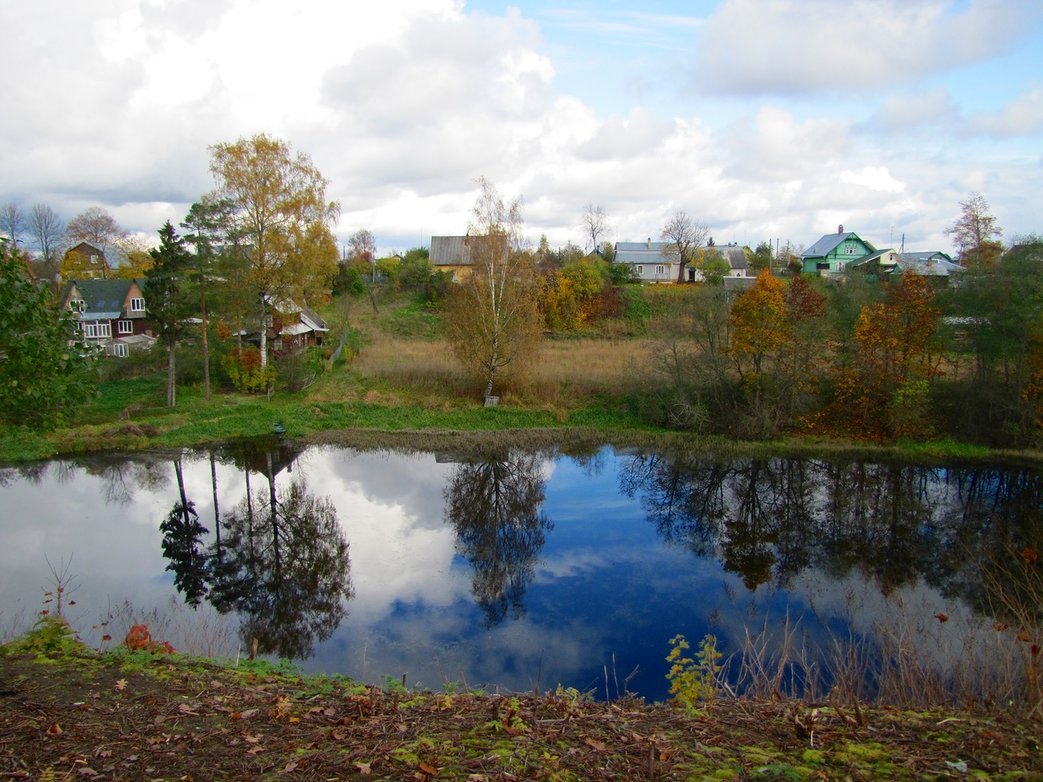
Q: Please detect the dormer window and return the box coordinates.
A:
[70,298,86,312]
[130,297,145,312]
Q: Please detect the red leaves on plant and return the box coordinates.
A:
[994,622,1008,632]
[124,624,152,650]
[101,634,112,642]
[418,761,439,776]
[1017,630,1032,643]
[1022,548,1039,565]
[935,613,949,623]
[46,722,62,735]
[1032,645,1040,657]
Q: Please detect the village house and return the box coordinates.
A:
[238,298,330,356]
[430,235,473,281]
[61,278,155,357]
[800,226,878,275]
[614,239,751,283]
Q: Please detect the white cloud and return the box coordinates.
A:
[694,0,1040,95]
[964,87,1043,138]
[863,90,961,133]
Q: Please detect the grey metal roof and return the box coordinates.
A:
[430,235,471,266]
[614,241,672,264]
[899,251,955,265]
[896,253,965,276]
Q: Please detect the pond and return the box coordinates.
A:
[1,439,1040,704]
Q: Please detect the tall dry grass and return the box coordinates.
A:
[722,593,1038,719]
[346,331,655,406]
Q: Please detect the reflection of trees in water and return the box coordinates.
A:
[622,452,1042,601]
[159,440,354,659]
[444,451,552,627]
[212,480,353,659]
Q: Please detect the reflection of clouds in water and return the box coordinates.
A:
[305,601,599,696]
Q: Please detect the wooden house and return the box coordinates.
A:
[61,278,155,357]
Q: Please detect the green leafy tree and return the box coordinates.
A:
[182,197,244,399]
[146,222,193,407]
[0,244,96,428]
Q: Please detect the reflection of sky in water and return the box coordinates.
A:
[0,445,996,703]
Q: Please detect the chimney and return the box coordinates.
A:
[646,237,651,248]
[838,224,844,235]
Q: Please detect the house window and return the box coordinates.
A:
[70,299,85,312]
[130,297,145,312]
[118,320,133,335]
[636,265,644,276]
[83,321,110,339]
[655,265,666,276]
[845,244,858,254]
[113,343,129,358]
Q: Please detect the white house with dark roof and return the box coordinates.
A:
[613,240,678,283]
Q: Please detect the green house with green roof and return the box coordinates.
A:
[801,226,877,274]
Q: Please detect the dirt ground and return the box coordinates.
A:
[2,649,1041,781]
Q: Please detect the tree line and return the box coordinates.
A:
[1,134,1039,449]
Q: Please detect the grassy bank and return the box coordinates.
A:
[2,287,1040,465]
[3,619,1041,781]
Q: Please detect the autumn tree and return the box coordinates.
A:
[66,206,126,248]
[146,222,194,407]
[0,243,97,428]
[837,274,940,439]
[347,228,375,264]
[946,192,1003,272]
[444,178,541,400]
[661,211,709,283]
[208,133,339,368]
[582,202,609,251]
[727,270,791,435]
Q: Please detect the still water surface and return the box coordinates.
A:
[1,440,1039,702]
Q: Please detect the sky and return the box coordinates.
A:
[2,0,1041,258]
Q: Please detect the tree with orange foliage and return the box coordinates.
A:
[839,273,940,440]
[728,270,790,436]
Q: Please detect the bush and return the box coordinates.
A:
[221,347,276,394]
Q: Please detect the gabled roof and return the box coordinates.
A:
[430,236,471,266]
[802,232,876,259]
[708,243,748,270]
[63,278,143,319]
[614,241,672,264]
